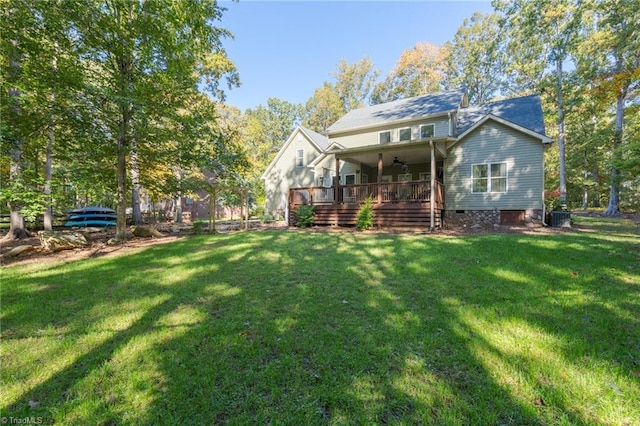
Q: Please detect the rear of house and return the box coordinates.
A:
[263,89,552,228]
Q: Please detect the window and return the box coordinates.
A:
[344,174,356,185]
[379,131,391,144]
[399,127,412,141]
[419,172,431,181]
[420,124,435,139]
[296,149,304,167]
[472,162,507,193]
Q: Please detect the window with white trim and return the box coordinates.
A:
[472,163,507,193]
[399,127,411,141]
[379,131,391,144]
[420,124,435,139]
[296,149,304,167]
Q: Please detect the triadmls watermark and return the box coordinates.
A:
[0,417,44,425]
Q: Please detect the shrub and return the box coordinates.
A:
[356,196,375,231]
[294,204,315,228]
[192,221,204,235]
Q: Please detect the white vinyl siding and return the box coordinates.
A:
[263,129,320,215]
[444,121,544,210]
[332,118,449,149]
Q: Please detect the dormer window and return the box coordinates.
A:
[379,131,391,144]
[420,124,435,139]
[399,127,412,142]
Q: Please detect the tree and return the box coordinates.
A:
[371,42,447,104]
[494,0,584,208]
[0,1,79,239]
[303,82,344,133]
[443,12,507,104]
[244,98,303,166]
[332,57,379,111]
[574,0,640,214]
[70,0,239,241]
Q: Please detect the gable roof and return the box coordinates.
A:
[457,94,548,139]
[260,126,328,180]
[326,88,467,134]
[301,126,329,151]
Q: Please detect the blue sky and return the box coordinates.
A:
[219,1,494,111]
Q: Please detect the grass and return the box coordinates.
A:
[1,217,639,425]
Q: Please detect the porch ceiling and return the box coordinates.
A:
[332,140,448,168]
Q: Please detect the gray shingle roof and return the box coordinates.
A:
[457,94,547,136]
[326,88,466,134]
[300,126,329,150]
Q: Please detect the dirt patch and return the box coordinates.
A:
[0,229,187,267]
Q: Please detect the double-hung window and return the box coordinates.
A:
[420,124,435,139]
[379,131,391,144]
[296,149,304,167]
[472,162,507,193]
[399,127,412,142]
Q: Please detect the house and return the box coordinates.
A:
[261,88,552,228]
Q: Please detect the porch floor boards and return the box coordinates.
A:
[293,202,442,228]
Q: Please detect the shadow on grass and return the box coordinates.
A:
[2,224,639,424]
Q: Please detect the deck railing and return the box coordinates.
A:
[289,180,444,208]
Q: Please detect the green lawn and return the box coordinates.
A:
[2,217,639,425]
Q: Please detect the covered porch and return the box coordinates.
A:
[289,140,447,228]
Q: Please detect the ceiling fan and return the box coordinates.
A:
[390,157,407,167]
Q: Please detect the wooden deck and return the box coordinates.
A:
[288,180,444,228]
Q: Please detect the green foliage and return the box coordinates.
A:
[372,42,446,104]
[293,204,314,228]
[192,221,204,235]
[302,81,344,133]
[355,196,375,231]
[332,57,379,111]
[444,12,507,104]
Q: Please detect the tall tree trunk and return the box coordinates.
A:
[3,148,29,241]
[114,4,133,242]
[116,116,129,241]
[2,51,28,241]
[556,58,567,208]
[44,42,58,231]
[604,89,625,215]
[582,155,589,211]
[130,140,142,224]
[44,126,54,230]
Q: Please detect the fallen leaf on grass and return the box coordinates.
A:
[534,397,546,407]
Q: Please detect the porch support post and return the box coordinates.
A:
[377,153,383,204]
[334,157,340,205]
[430,141,436,231]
